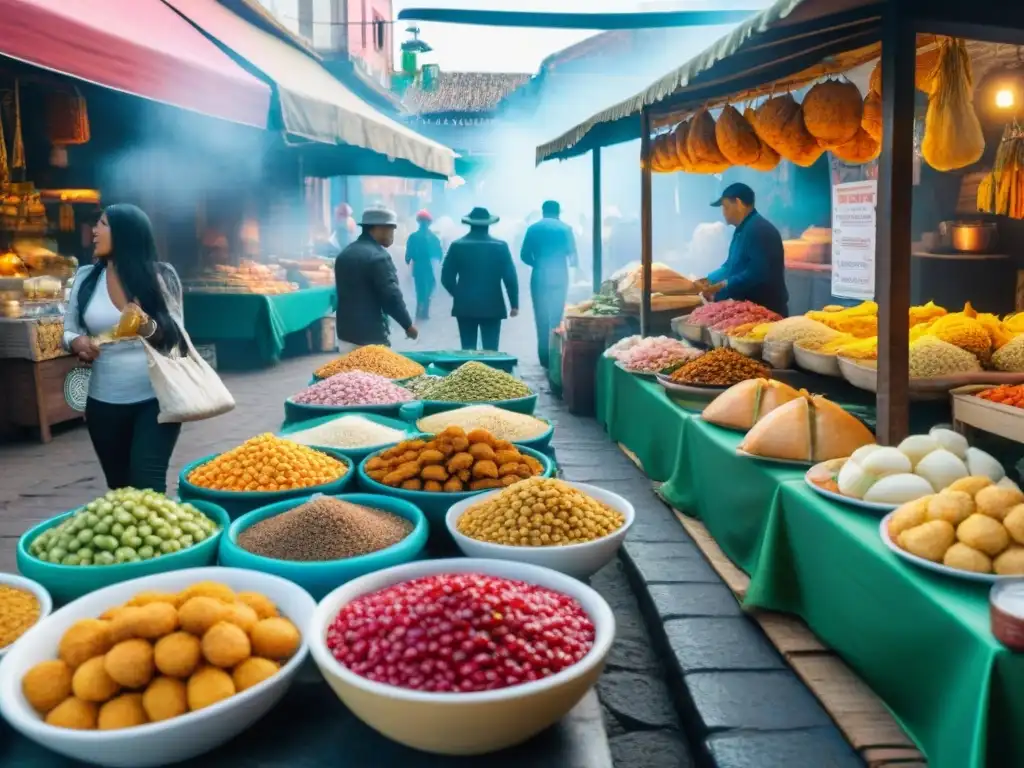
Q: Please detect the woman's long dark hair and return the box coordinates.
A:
[76,204,186,354]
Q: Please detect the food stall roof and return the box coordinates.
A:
[0,0,271,128]
[535,0,885,164]
[164,0,455,179]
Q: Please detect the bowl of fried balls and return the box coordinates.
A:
[881,476,1024,582]
[0,567,315,767]
[446,479,634,579]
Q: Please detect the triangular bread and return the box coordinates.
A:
[702,379,761,430]
[739,397,812,461]
[810,396,875,461]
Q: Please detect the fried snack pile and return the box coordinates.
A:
[187,434,347,492]
[669,348,770,387]
[21,582,301,731]
[364,427,544,492]
[888,477,1024,575]
[314,345,425,380]
[457,477,625,546]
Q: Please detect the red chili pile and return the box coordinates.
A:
[326,573,595,693]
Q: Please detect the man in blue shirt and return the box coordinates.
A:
[521,200,577,367]
[703,183,789,316]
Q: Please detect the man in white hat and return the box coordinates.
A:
[334,205,418,352]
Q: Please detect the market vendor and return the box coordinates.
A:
[405,209,443,321]
[703,183,788,316]
[520,200,577,367]
[334,205,418,353]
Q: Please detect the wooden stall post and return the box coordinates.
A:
[592,148,603,294]
[874,7,917,444]
[640,109,653,336]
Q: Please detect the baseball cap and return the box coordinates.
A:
[711,182,755,207]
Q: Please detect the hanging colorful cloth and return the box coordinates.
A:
[47,89,90,168]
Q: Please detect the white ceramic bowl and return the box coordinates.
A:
[309,558,615,755]
[0,572,52,659]
[0,567,316,767]
[445,482,635,580]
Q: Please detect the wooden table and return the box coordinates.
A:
[0,354,82,442]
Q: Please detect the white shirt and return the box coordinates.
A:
[63,263,184,405]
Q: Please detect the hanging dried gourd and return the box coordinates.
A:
[831,127,881,164]
[647,134,665,172]
[754,94,823,167]
[921,37,985,171]
[687,109,731,173]
[802,79,863,147]
[861,90,883,143]
[672,120,696,172]
[869,47,942,96]
[981,125,1024,218]
[715,105,761,166]
[658,133,681,172]
[743,107,781,171]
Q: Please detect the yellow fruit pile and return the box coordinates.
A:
[315,345,424,380]
[21,582,300,731]
[187,434,347,492]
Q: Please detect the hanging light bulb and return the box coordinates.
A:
[996,88,1016,109]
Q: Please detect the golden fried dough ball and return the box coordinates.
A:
[187,667,235,711]
[142,677,187,722]
[178,597,228,636]
[127,591,181,609]
[975,486,1024,522]
[898,520,955,562]
[236,592,278,620]
[72,656,120,702]
[1003,505,1024,546]
[947,476,993,496]
[180,582,236,604]
[222,602,259,634]
[22,660,73,714]
[104,640,155,689]
[59,619,112,669]
[250,618,301,660]
[108,607,146,643]
[942,542,993,573]
[154,632,202,679]
[97,693,148,730]
[889,498,930,540]
[232,657,280,692]
[994,546,1024,576]
[926,491,974,527]
[201,622,251,668]
[45,697,97,730]
[957,513,1010,557]
[400,478,423,491]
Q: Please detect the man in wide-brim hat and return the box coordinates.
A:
[405,209,443,320]
[334,204,418,352]
[441,207,519,351]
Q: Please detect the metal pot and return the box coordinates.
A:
[951,222,998,253]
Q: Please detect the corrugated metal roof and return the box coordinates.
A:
[402,71,532,115]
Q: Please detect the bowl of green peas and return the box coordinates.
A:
[16,488,228,605]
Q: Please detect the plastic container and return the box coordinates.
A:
[418,394,538,417]
[218,494,428,600]
[355,445,554,527]
[178,450,353,520]
[278,411,415,463]
[283,397,414,429]
[16,500,229,605]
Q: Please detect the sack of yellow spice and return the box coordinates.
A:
[921,37,984,172]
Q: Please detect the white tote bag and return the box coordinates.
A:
[143,326,235,423]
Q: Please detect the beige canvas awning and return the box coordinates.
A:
[164,0,455,178]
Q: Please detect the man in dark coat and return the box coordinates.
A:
[334,205,418,352]
[441,207,519,351]
[520,200,577,367]
[703,183,789,316]
[405,209,443,321]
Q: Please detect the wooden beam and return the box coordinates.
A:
[592,148,603,294]
[640,109,653,337]
[874,3,916,445]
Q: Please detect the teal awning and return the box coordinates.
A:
[396,8,756,29]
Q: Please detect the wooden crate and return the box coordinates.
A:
[951,385,1024,443]
[563,314,623,342]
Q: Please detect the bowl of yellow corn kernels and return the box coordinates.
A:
[0,573,52,659]
[445,479,635,580]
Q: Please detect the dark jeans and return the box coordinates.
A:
[85,397,181,493]
[457,318,501,351]
[531,278,568,368]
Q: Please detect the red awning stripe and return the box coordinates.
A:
[0,0,271,128]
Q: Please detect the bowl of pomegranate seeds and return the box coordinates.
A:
[445,479,635,580]
[308,558,614,755]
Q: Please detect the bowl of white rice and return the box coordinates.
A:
[279,412,416,462]
[415,405,554,450]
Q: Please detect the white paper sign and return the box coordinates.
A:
[831,180,877,300]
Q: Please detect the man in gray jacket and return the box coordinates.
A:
[334,206,418,352]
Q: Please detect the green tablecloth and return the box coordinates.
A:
[184,287,336,366]
[594,357,687,482]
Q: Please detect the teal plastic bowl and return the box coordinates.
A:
[178,449,353,520]
[283,397,414,429]
[278,411,415,463]
[16,500,229,605]
[356,444,554,527]
[218,494,428,600]
[419,394,538,417]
